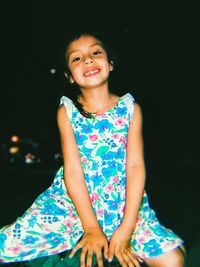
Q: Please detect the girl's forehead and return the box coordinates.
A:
[66,35,104,54]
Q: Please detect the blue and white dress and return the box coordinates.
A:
[0,93,183,263]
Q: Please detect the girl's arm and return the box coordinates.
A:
[57,105,100,231]
[120,102,146,235]
[108,102,144,266]
[57,105,108,266]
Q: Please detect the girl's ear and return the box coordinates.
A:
[109,60,114,71]
[64,72,75,84]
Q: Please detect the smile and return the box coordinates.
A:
[84,68,100,77]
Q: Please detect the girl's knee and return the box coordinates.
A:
[145,247,185,267]
[162,248,185,267]
[170,249,185,266]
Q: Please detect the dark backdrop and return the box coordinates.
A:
[1,2,200,162]
[0,0,200,255]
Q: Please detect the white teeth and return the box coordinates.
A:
[85,69,99,76]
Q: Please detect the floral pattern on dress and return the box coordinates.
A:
[0,93,183,263]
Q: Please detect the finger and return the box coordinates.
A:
[69,243,83,258]
[128,248,143,264]
[86,250,93,267]
[122,252,135,267]
[103,241,108,260]
[95,250,104,267]
[115,251,128,267]
[108,241,114,262]
[80,248,87,267]
[126,250,141,267]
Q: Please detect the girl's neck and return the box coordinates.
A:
[78,87,119,114]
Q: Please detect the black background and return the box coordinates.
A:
[0,1,199,162]
[0,0,200,258]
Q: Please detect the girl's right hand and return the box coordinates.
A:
[69,227,108,267]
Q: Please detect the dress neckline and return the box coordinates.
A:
[92,93,129,116]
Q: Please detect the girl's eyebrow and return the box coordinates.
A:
[67,42,103,58]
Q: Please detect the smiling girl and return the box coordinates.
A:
[0,27,185,267]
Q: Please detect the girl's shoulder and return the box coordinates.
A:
[59,95,74,120]
[120,92,135,104]
[119,92,135,119]
[59,95,74,106]
[124,93,143,122]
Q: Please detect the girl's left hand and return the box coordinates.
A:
[108,226,142,267]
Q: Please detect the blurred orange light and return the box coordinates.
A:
[9,146,19,154]
[11,135,20,142]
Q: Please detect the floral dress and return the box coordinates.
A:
[0,93,183,263]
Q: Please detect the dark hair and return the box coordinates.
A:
[59,25,118,118]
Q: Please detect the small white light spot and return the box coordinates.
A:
[50,68,56,74]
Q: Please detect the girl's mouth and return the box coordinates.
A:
[84,68,100,77]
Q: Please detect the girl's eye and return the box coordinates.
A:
[72,57,81,63]
[93,51,101,55]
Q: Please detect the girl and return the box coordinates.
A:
[0,27,185,267]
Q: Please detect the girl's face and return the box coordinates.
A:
[65,35,113,89]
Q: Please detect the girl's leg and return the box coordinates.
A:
[0,177,83,263]
[144,247,185,267]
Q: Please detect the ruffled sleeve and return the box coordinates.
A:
[59,96,73,120]
[123,93,135,121]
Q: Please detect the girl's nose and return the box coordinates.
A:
[84,57,94,65]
